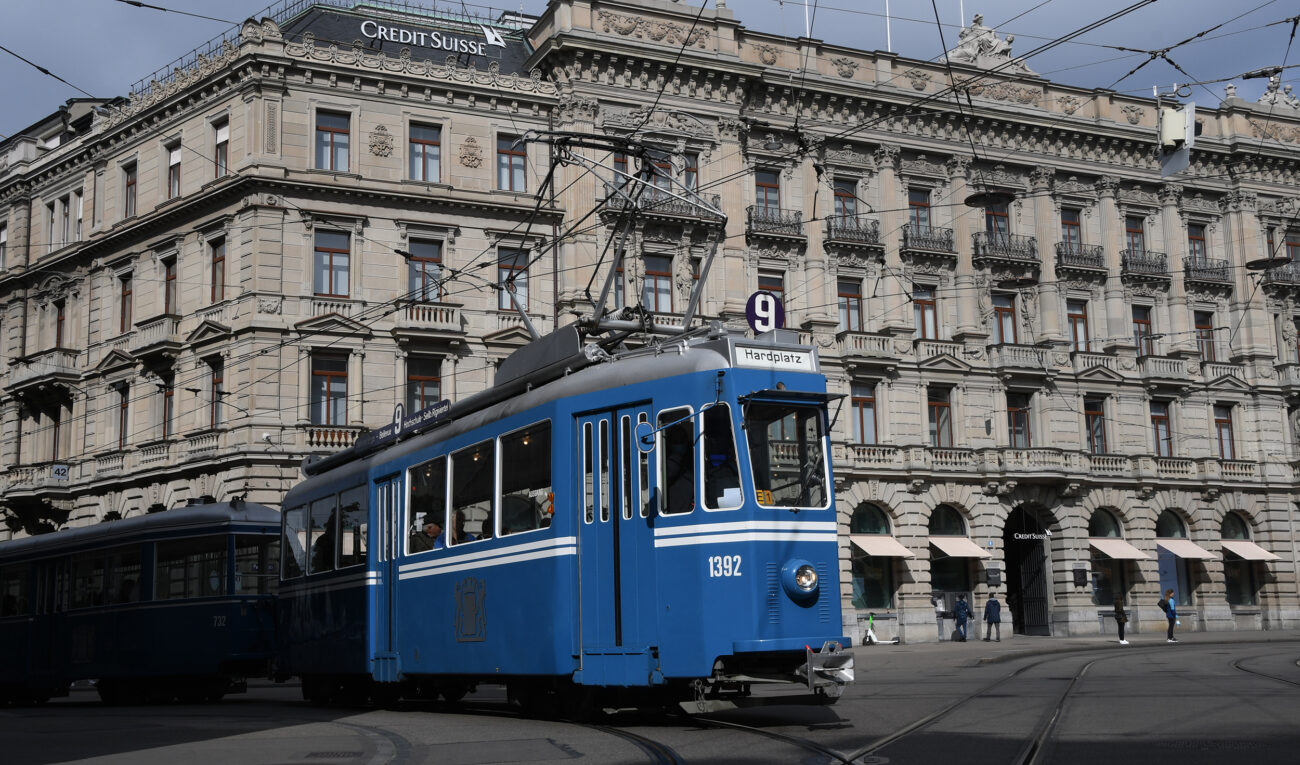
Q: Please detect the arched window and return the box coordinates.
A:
[1156,510,1192,606]
[1221,512,1257,605]
[929,504,966,536]
[929,505,970,592]
[1155,510,1186,538]
[850,503,894,609]
[1089,508,1124,605]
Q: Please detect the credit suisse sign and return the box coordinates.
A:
[359,19,507,56]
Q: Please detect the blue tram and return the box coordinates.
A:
[0,500,280,705]
[278,325,853,711]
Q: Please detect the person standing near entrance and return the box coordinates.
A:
[932,594,945,640]
[954,594,971,642]
[982,593,1001,642]
[1158,588,1179,642]
[1113,594,1129,645]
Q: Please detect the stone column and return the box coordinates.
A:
[1222,191,1272,361]
[1160,184,1194,356]
[1096,178,1132,352]
[948,157,981,339]
[1031,168,1062,342]
[873,145,907,330]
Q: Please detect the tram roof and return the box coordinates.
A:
[0,501,280,562]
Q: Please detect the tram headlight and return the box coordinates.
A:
[780,559,820,602]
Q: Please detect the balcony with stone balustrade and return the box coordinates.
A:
[6,348,81,397]
[129,315,184,365]
[392,300,465,346]
[1071,350,1124,376]
[1138,354,1195,384]
[987,344,1052,379]
[838,331,901,373]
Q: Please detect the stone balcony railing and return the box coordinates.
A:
[972,232,1038,263]
[1202,361,1243,380]
[1121,249,1169,279]
[1072,351,1123,375]
[825,217,883,247]
[1184,256,1232,285]
[310,297,358,317]
[304,424,365,450]
[194,301,233,325]
[1139,355,1191,380]
[1277,363,1300,390]
[915,338,963,359]
[395,300,462,333]
[7,348,81,390]
[987,343,1049,372]
[900,224,955,254]
[1055,241,1106,272]
[746,205,804,236]
[839,331,895,357]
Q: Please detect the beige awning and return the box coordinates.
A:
[851,534,915,558]
[929,536,991,559]
[1156,539,1219,560]
[1221,540,1280,561]
[1088,537,1150,560]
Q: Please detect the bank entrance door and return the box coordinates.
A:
[1004,508,1051,636]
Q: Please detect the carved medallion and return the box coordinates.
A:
[368,125,394,157]
[459,136,483,168]
[831,56,858,78]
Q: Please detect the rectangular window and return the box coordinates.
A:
[117,383,130,449]
[914,285,938,339]
[993,293,1017,344]
[833,179,857,220]
[985,203,1010,236]
[0,224,6,270]
[851,383,876,445]
[838,279,863,332]
[1068,300,1089,352]
[659,407,695,515]
[758,271,785,304]
[210,239,226,303]
[315,111,350,171]
[60,195,70,246]
[406,357,440,413]
[500,420,553,536]
[161,372,175,439]
[308,495,336,574]
[337,485,368,569]
[235,535,279,595]
[310,355,347,426]
[409,123,441,182]
[51,408,62,462]
[755,169,781,210]
[124,163,137,218]
[167,144,182,199]
[451,439,495,544]
[497,248,529,310]
[119,274,133,334]
[1214,404,1235,460]
[1007,392,1031,448]
[643,254,673,312]
[313,230,350,297]
[1133,305,1155,356]
[1125,215,1146,253]
[209,358,224,428]
[908,188,931,231]
[1061,208,1082,247]
[74,191,83,241]
[1287,230,1300,262]
[163,258,178,314]
[1188,223,1207,261]
[1194,311,1215,361]
[155,536,226,599]
[497,135,526,191]
[409,456,447,553]
[1084,397,1107,454]
[282,505,308,578]
[408,239,442,301]
[214,120,229,178]
[1151,401,1173,457]
[54,299,66,348]
[47,202,55,253]
[683,153,699,190]
[928,388,952,448]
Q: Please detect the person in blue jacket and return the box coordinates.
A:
[1159,588,1179,642]
[983,593,1002,642]
[954,593,971,642]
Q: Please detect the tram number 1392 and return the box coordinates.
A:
[708,555,742,578]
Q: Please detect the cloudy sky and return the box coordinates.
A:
[2,0,1296,139]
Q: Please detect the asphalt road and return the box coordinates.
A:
[4,640,1299,764]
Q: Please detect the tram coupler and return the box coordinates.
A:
[796,641,854,697]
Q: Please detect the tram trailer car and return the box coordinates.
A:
[278,326,853,712]
[0,501,280,705]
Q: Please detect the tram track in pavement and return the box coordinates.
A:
[1230,655,1300,689]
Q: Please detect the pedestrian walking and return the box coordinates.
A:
[954,593,971,642]
[1158,588,1179,642]
[982,593,1001,642]
[933,594,945,640]
[1113,594,1129,645]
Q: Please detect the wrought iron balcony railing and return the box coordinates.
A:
[1120,249,1168,277]
[746,205,804,236]
[900,224,955,253]
[1183,256,1231,284]
[1055,241,1106,271]
[972,232,1038,262]
[605,187,723,220]
[825,216,882,246]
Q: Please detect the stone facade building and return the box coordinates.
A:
[3,0,1300,642]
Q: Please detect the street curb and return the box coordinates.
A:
[971,633,1300,666]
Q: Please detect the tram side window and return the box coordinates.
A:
[156,536,227,600]
[702,404,743,510]
[236,535,280,594]
[658,407,695,515]
[500,420,553,536]
[282,505,308,578]
[1,565,29,616]
[337,485,368,568]
[452,438,495,543]
[70,553,107,609]
[107,546,141,604]
[409,456,447,553]
[582,422,595,523]
[309,495,337,574]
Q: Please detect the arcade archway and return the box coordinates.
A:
[1003,506,1052,635]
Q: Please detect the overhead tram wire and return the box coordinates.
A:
[110,0,239,25]
[0,44,99,99]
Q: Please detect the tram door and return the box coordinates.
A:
[373,474,402,681]
[576,406,659,674]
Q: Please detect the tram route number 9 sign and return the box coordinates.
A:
[745,291,785,333]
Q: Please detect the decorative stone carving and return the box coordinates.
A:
[964,82,1040,105]
[903,68,931,91]
[1057,94,1083,115]
[368,125,394,157]
[1157,183,1182,206]
[1257,75,1286,107]
[824,142,872,168]
[1121,105,1144,125]
[755,44,779,65]
[1247,119,1300,144]
[597,10,712,48]
[601,106,712,139]
[1029,167,1053,190]
[1056,176,1093,197]
[902,154,947,179]
[459,136,484,168]
[831,56,858,78]
[943,14,1036,75]
[558,94,599,123]
[257,296,283,314]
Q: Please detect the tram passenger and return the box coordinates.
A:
[451,509,478,545]
[410,514,445,552]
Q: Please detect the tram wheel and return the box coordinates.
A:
[439,681,470,704]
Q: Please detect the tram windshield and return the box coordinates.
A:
[744,402,830,509]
